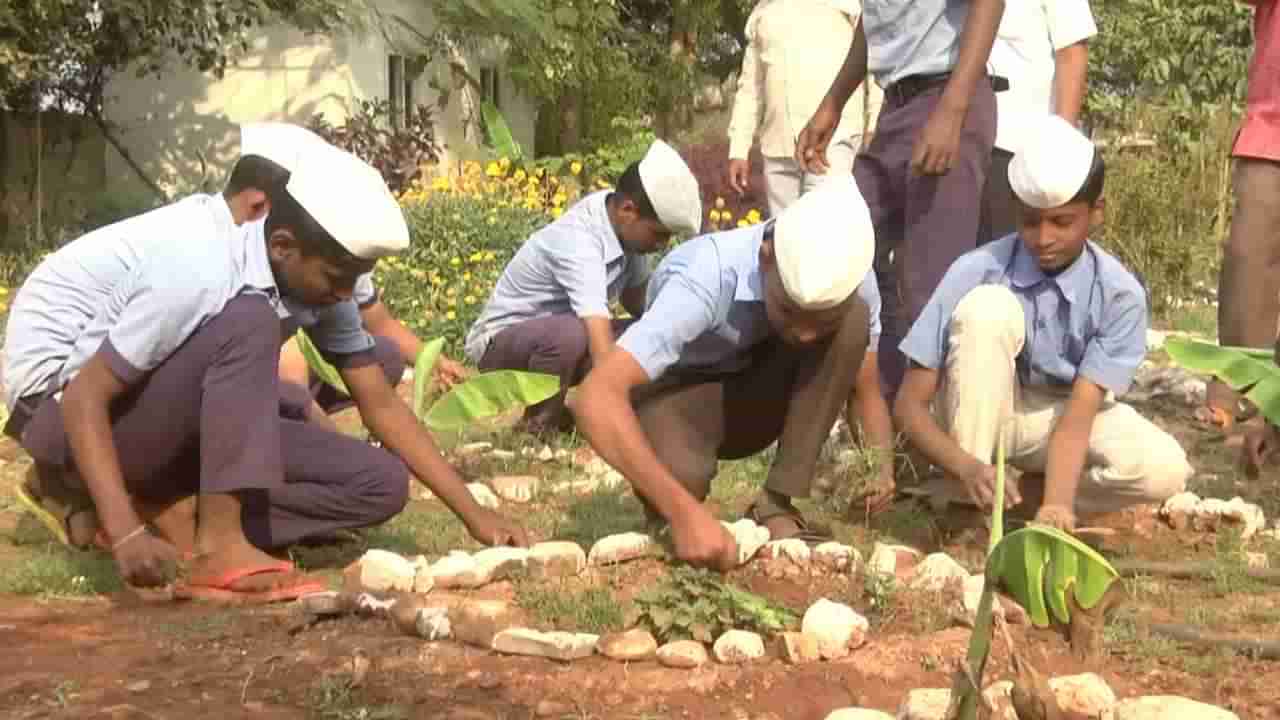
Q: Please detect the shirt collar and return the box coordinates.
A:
[1008,237,1095,304]
[240,219,280,297]
[586,190,625,263]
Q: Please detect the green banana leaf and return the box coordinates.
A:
[481,100,522,161]
[413,338,445,421]
[423,370,559,432]
[987,525,1119,628]
[295,329,348,395]
[1164,336,1280,425]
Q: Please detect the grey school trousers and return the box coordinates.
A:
[15,295,409,550]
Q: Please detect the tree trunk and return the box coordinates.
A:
[558,92,581,154]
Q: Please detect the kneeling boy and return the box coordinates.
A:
[569,177,879,570]
[464,140,701,434]
[893,116,1193,530]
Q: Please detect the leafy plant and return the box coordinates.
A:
[295,331,560,434]
[1164,336,1280,425]
[308,99,443,196]
[481,100,524,162]
[626,566,798,644]
[989,526,1121,629]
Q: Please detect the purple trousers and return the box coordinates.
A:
[478,314,632,432]
[16,295,409,550]
[853,79,997,399]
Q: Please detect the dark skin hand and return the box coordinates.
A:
[342,362,528,547]
[61,354,179,588]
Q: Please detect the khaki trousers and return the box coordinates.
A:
[762,137,860,217]
[930,285,1193,515]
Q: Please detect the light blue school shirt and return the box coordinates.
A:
[863,0,969,89]
[2,194,374,410]
[617,223,881,381]
[463,190,652,363]
[899,234,1148,395]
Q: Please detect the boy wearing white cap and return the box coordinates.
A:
[465,140,702,434]
[569,176,879,570]
[3,145,527,601]
[893,116,1192,530]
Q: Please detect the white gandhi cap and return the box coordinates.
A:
[637,139,703,236]
[1008,115,1097,209]
[772,175,875,310]
[239,122,329,174]
[285,146,410,260]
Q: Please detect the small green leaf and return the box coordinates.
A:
[424,370,559,432]
[295,330,347,395]
[413,338,445,421]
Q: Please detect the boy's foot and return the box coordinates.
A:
[175,542,326,605]
[15,466,100,548]
[745,499,832,543]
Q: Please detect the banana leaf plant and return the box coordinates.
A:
[481,100,523,161]
[950,432,1122,720]
[294,330,560,433]
[1164,336,1280,425]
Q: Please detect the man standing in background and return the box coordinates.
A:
[1208,0,1280,429]
[979,0,1096,244]
[726,0,883,217]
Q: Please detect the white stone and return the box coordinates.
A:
[762,538,812,566]
[909,552,970,592]
[1221,497,1267,539]
[297,591,347,616]
[1049,673,1117,720]
[466,482,501,509]
[596,629,658,661]
[801,598,869,660]
[824,711,894,720]
[450,599,519,648]
[487,475,539,503]
[537,445,556,462]
[345,549,416,593]
[414,606,452,640]
[1145,329,1167,351]
[456,441,493,457]
[587,532,654,566]
[1245,551,1269,570]
[471,546,529,583]
[896,688,951,720]
[950,573,1005,628]
[491,628,598,661]
[528,541,587,579]
[813,542,861,573]
[430,551,479,589]
[722,519,771,565]
[869,543,920,577]
[656,640,709,668]
[712,630,765,664]
[553,448,571,461]
[1160,491,1201,529]
[582,457,612,477]
[1114,696,1239,720]
[489,449,517,460]
[411,555,434,594]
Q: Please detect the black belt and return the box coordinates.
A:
[885,72,1009,106]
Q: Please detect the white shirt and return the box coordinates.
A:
[989,0,1098,153]
[728,0,884,160]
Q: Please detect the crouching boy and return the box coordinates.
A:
[893,116,1193,530]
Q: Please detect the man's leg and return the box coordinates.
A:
[241,418,410,550]
[924,285,1025,505]
[763,156,804,217]
[1211,157,1280,419]
[480,314,591,433]
[891,84,997,399]
[311,335,406,415]
[977,148,1018,246]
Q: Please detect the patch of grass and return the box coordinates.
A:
[306,674,406,720]
[1104,607,1180,664]
[552,487,646,548]
[711,451,770,507]
[1236,601,1280,626]
[1165,305,1217,337]
[1210,527,1268,596]
[868,499,936,548]
[861,570,900,626]
[1178,647,1236,678]
[0,547,121,597]
[514,576,626,634]
[158,610,240,640]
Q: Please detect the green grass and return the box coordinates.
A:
[1163,304,1217,338]
[0,546,122,597]
[306,674,406,720]
[513,575,626,634]
[548,487,647,549]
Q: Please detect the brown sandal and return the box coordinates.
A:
[745,503,832,544]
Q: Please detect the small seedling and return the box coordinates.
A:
[626,566,798,643]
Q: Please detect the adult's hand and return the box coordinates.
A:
[727,159,751,196]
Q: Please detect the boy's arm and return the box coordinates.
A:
[1037,377,1105,528]
[1051,42,1089,125]
[343,361,527,547]
[796,17,869,171]
[847,350,896,503]
[912,0,1005,175]
[360,300,422,363]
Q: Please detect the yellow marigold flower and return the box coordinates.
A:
[485,161,502,177]
[499,156,511,168]
[488,216,497,225]
[464,295,476,305]
[431,176,451,191]
[446,310,456,320]
[746,209,762,224]
[462,272,472,281]
[411,269,426,279]
[595,178,610,189]
[513,169,527,182]
[448,298,457,308]
[709,209,722,223]
[737,219,750,228]
[431,276,443,286]
[464,160,481,175]
[715,197,726,210]
[450,257,462,266]
[721,212,734,224]
[570,161,583,176]
[551,207,564,219]
[549,176,560,186]
[469,252,483,262]
[484,251,496,261]
[534,168,545,178]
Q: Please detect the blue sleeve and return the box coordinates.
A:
[309,300,377,362]
[1078,287,1147,395]
[354,273,379,308]
[616,276,718,380]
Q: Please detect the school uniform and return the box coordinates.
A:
[2,194,409,550]
[616,216,879,503]
[852,0,1000,399]
[900,234,1193,514]
[464,190,652,429]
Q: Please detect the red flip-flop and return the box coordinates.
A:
[173,561,328,605]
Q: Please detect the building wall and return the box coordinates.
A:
[103,0,536,197]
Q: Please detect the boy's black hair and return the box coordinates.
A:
[613,160,660,221]
[1068,151,1106,206]
[263,186,364,268]
[225,154,291,196]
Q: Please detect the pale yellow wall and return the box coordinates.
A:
[103,0,537,197]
